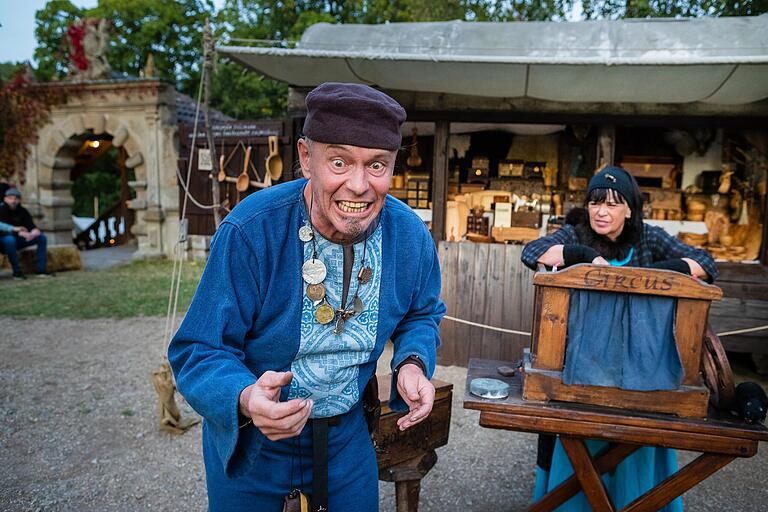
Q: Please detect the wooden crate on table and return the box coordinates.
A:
[523,264,723,418]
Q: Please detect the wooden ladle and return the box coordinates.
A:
[265,135,283,181]
[406,128,421,168]
[217,154,226,182]
[236,146,252,192]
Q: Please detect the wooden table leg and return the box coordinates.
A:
[379,450,438,512]
[530,442,639,512]
[622,453,735,512]
[395,480,421,512]
[560,436,616,512]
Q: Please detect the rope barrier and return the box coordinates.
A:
[442,315,768,339]
[442,315,531,336]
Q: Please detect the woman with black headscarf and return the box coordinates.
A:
[521,166,716,511]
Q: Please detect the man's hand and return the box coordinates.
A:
[396,363,435,431]
[239,371,312,441]
[28,228,41,240]
[592,256,610,265]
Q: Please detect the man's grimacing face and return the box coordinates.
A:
[298,139,396,243]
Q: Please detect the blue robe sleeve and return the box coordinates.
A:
[168,221,263,473]
[388,229,446,411]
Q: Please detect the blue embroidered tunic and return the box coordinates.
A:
[168,179,445,511]
[289,224,383,418]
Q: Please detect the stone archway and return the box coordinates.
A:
[21,79,181,259]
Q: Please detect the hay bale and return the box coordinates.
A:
[1,244,82,273]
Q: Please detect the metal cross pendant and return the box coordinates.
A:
[332,308,355,335]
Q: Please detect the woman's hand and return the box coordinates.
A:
[681,257,708,280]
[537,244,565,267]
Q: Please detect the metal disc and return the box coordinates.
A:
[302,259,327,285]
[469,378,510,400]
[314,301,335,325]
[306,283,326,302]
[298,225,314,242]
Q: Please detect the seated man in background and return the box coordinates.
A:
[0,187,51,279]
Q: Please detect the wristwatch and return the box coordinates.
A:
[395,354,426,375]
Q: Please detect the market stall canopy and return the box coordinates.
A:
[218,15,768,105]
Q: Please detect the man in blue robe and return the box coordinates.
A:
[169,82,445,512]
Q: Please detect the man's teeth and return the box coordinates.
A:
[338,201,368,213]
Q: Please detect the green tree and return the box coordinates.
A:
[208,0,573,118]
[581,0,768,18]
[34,0,214,94]
[33,0,85,80]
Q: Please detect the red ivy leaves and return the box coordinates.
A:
[0,70,71,181]
[67,23,89,72]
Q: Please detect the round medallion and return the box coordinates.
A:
[358,266,373,285]
[302,259,327,285]
[314,301,335,325]
[306,283,326,302]
[298,225,314,242]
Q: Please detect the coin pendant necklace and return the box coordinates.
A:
[301,190,374,333]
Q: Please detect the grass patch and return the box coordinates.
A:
[0,259,204,318]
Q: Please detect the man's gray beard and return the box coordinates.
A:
[344,218,362,238]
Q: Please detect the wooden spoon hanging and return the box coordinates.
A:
[265,135,283,181]
[236,146,252,192]
[406,128,422,168]
[217,154,226,182]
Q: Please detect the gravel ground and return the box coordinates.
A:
[2,316,767,511]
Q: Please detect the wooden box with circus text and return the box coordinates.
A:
[522,264,723,418]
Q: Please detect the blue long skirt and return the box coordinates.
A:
[204,405,378,512]
[533,437,683,512]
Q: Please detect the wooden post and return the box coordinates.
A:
[431,120,449,245]
[202,18,221,228]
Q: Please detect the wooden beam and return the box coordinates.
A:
[560,437,616,512]
[431,120,449,245]
[622,453,734,512]
[533,265,723,300]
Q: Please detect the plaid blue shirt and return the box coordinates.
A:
[521,223,718,282]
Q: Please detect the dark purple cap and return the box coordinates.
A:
[303,82,406,151]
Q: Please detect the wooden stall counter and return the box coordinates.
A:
[375,374,453,512]
[464,358,768,512]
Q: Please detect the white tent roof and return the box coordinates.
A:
[218,16,768,105]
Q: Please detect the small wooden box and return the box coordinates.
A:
[375,376,453,470]
[510,210,541,229]
[467,215,490,236]
[491,226,540,243]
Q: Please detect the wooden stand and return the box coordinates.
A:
[465,359,768,512]
[524,264,723,418]
[375,375,453,512]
